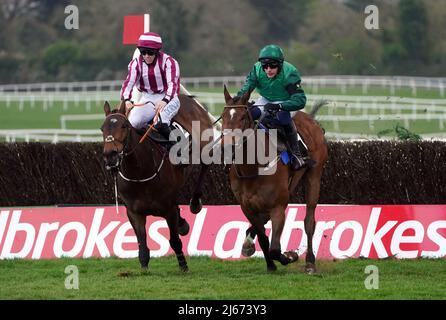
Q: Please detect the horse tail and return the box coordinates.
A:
[309,99,329,119]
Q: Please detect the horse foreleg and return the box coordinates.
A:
[242,225,257,257]
[127,210,150,270]
[269,207,298,266]
[177,207,190,236]
[166,208,188,272]
[246,215,276,272]
[242,214,271,257]
[189,164,208,214]
[304,170,322,274]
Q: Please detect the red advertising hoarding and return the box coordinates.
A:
[0,205,445,260]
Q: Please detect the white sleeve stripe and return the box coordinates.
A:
[165,57,179,100]
[121,59,139,99]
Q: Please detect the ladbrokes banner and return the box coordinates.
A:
[0,205,445,260]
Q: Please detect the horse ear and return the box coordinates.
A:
[104,101,111,116]
[223,84,233,105]
[118,100,126,114]
[240,88,252,105]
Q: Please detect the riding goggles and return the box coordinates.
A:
[261,61,280,70]
[139,48,159,56]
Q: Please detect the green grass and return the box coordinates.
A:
[0,256,445,300]
[0,101,116,130]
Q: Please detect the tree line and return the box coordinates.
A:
[0,0,444,84]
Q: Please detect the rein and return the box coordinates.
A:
[221,104,270,179]
[118,151,166,182]
[104,112,167,183]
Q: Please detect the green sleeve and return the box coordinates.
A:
[280,72,307,111]
[237,65,258,97]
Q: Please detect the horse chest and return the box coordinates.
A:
[118,184,175,214]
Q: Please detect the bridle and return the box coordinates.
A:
[220,104,269,179]
[102,112,166,183]
[103,113,136,159]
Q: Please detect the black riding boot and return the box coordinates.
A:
[154,122,175,150]
[283,122,314,170]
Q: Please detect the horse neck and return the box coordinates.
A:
[120,129,159,176]
[233,126,273,176]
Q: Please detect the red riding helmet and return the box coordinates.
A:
[137,32,162,50]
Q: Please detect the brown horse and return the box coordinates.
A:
[101,95,214,272]
[221,86,328,273]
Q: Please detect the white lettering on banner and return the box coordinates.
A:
[32,222,60,259]
[53,222,86,258]
[330,221,363,259]
[0,210,10,248]
[0,206,445,260]
[312,220,336,257]
[1,210,35,258]
[83,209,120,258]
[390,221,424,258]
[422,221,446,258]
[113,222,138,258]
[148,220,170,257]
[187,209,212,256]
[360,207,398,258]
[214,221,249,259]
[280,208,305,252]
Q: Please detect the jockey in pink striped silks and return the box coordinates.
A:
[120,32,181,141]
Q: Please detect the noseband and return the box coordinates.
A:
[103,112,166,182]
[103,113,135,158]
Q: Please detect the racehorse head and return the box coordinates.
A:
[101,101,131,171]
[221,85,253,148]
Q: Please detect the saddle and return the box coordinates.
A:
[256,113,309,163]
[136,122,188,151]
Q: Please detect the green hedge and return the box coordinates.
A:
[0,141,445,207]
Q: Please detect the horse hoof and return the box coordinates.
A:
[189,198,202,214]
[241,244,255,257]
[284,251,299,263]
[305,263,316,274]
[180,264,189,273]
[267,265,277,272]
[141,266,149,274]
[178,220,190,236]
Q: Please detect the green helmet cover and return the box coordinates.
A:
[258,45,284,63]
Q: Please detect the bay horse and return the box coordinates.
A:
[101,95,214,272]
[221,86,328,273]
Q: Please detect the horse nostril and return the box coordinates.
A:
[103,151,120,170]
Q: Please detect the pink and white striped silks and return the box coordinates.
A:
[120,51,180,103]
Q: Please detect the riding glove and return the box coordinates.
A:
[264,103,282,112]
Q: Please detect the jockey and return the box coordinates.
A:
[234,44,314,171]
[120,32,180,142]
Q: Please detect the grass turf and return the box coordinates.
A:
[0,256,445,300]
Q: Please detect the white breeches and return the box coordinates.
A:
[128,92,181,130]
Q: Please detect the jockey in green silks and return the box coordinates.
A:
[234,44,314,171]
